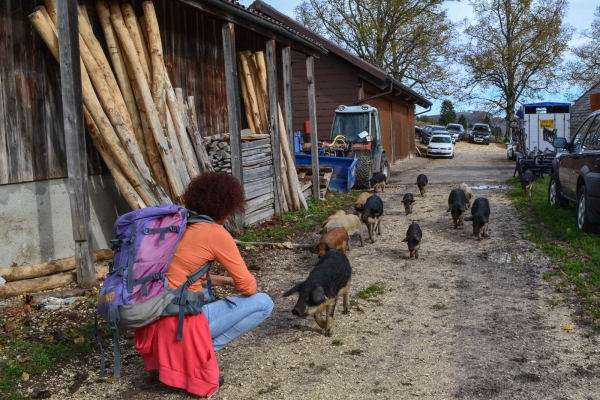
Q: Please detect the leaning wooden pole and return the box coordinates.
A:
[121,3,151,87]
[237,52,265,135]
[112,13,186,202]
[142,1,167,132]
[29,9,160,207]
[96,0,147,165]
[84,107,146,210]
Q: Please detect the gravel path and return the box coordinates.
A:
[15,141,600,399]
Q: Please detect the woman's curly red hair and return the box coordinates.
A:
[183,172,246,221]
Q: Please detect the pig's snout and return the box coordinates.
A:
[292,305,306,317]
[292,308,300,316]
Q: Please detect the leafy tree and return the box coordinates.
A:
[457,0,573,138]
[483,115,491,126]
[565,6,600,89]
[294,0,457,97]
[458,114,468,130]
[438,100,457,125]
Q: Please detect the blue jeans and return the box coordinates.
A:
[201,290,274,351]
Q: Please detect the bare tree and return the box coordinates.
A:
[294,0,457,98]
[565,6,600,89]
[457,0,573,138]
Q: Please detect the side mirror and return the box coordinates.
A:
[553,137,567,149]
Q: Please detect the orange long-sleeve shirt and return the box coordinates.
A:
[166,222,256,295]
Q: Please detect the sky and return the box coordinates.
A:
[238,0,597,115]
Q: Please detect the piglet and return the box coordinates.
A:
[520,169,535,197]
[447,188,467,229]
[401,193,415,215]
[459,183,472,210]
[402,222,422,259]
[370,173,387,193]
[283,251,352,336]
[354,192,372,214]
[417,174,428,197]
[464,197,490,240]
[360,194,383,243]
[314,227,349,257]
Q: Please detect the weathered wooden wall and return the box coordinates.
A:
[1,0,280,186]
[291,49,357,139]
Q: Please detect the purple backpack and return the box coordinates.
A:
[94,204,215,378]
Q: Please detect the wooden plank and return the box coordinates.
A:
[266,39,283,214]
[282,46,295,159]
[306,55,321,198]
[3,1,20,183]
[241,137,271,149]
[222,21,244,226]
[243,175,273,191]
[245,181,274,200]
[242,146,272,157]
[58,0,95,287]
[0,2,8,184]
[246,198,274,215]
[245,207,275,225]
[246,192,275,210]
[243,165,273,182]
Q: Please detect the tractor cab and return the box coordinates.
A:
[326,105,381,158]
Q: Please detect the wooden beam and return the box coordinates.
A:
[282,46,295,159]
[306,55,320,199]
[266,40,284,214]
[57,0,95,287]
[222,22,245,227]
[174,0,324,58]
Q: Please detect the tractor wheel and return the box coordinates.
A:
[354,156,372,189]
[380,155,391,180]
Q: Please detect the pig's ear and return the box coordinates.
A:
[446,207,451,212]
[311,244,319,253]
[311,285,327,304]
[283,283,301,297]
[401,236,408,242]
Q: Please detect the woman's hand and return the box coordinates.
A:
[206,275,235,287]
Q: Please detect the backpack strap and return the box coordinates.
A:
[169,261,213,340]
[107,306,122,378]
[91,313,105,378]
[126,224,137,294]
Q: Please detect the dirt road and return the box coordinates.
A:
[43,141,600,399]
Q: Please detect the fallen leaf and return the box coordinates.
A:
[4,322,17,332]
[281,241,294,249]
[16,356,32,363]
[39,322,48,328]
[9,309,22,318]
[21,372,30,381]
[73,337,85,345]
[23,305,31,313]
[564,323,573,331]
[567,228,572,233]
[11,262,18,268]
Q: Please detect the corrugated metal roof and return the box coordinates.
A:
[205,0,328,53]
[249,0,432,108]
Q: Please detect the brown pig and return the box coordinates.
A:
[314,227,349,257]
[321,214,364,249]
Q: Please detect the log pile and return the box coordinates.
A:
[28,0,212,211]
[237,50,308,212]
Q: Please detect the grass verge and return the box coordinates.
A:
[507,177,600,330]
[237,190,359,242]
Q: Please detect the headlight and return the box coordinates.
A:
[427,146,433,150]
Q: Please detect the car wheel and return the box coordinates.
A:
[577,186,595,232]
[380,155,391,180]
[354,156,372,189]
[486,141,490,145]
[548,177,568,207]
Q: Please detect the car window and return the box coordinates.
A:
[586,116,600,150]
[572,115,595,151]
[431,136,451,143]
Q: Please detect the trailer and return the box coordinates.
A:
[515,102,571,153]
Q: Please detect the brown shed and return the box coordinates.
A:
[249,0,432,164]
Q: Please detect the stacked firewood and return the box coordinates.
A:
[28,0,213,211]
[237,50,308,212]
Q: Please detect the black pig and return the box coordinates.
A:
[401,193,415,215]
[464,197,490,241]
[283,251,352,336]
[402,222,422,259]
[520,169,535,197]
[417,174,428,197]
[360,194,383,243]
[447,188,467,229]
[370,173,387,193]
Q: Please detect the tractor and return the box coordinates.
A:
[301,104,390,190]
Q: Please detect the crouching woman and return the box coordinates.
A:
[134,172,274,397]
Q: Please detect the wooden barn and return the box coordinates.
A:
[0,0,326,270]
[249,0,432,164]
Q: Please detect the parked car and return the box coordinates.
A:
[415,126,423,138]
[548,110,600,232]
[427,134,454,158]
[506,138,518,160]
[469,123,491,145]
[421,125,450,144]
[446,123,466,142]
